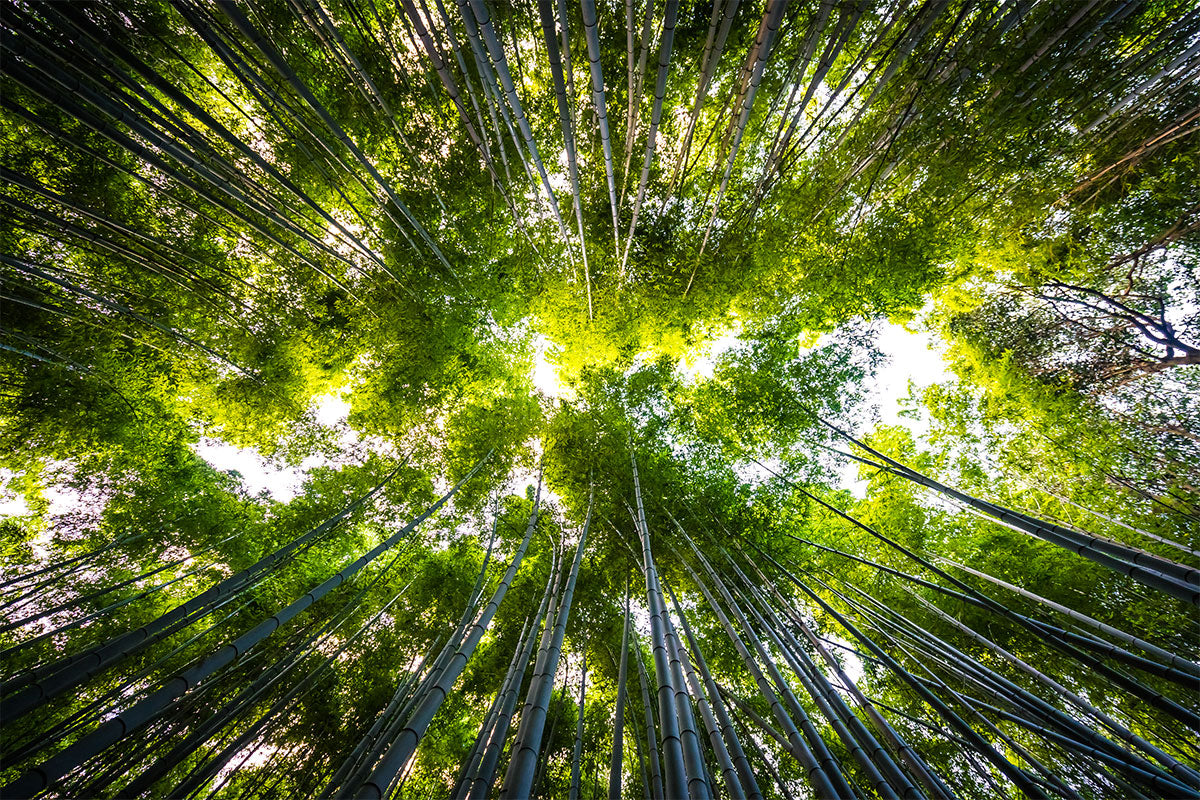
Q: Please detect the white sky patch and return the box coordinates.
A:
[193,439,307,502]
[0,469,103,522]
[508,442,566,516]
[548,148,572,197]
[44,485,88,519]
[0,468,31,517]
[679,321,743,382]
[530,334,573,401]
[834,321,952,496]
[312,392,352,427]
[822,631,866,686]
[870,323,952,433]
[192,394,359,502]
[673,319,951,496]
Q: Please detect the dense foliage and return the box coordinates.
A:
[1,1,1197,799]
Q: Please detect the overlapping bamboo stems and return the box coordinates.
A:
[10,0,399,295]
[292,0,455,222]
[2,453,486,798]
[465,0,574,254]
[972,696,1200,798]
[664,579,762,800]
[849,525,1195,695]
[634,631,666,800]
[830,575,1175,799]
[353,476,543,799]
[732,708,801,800]
[661,595,713,800]
[823,0,949,160]
[4,256,257,380]
[627,680,653,800]
[716,680,793,754]
[0,523,204,626]
[111,54,354,265]
[276,514,499,790]
[620,0,656,204]
[214,0,427,265]
[754,454,1200,723]
[398,0,514,201]
[724,544,1017,800]
[0,166,260,329]
[765,1,916,190]
[2,460,406,718]
[579,0,621,250]
[623,0,637,162]
[462,540,564,800]
[676,530,857,800]
[215,0,426,265]
[439,509,522,790]
[59,642,279,797]
[609,578,631,800]
[568,653,588,800]
[619,0,679,276]
[325,659,435,800]
[453,616,531,797]
[780,526,1199,685]
[321,600,468,796]
[396,0,552,263]
[751,1,859,210]
[691,0,788,271]
[759,519,1200,788]
[669,0,740,194]
[752,541,1182,800]
[1083,27,1200,135]
[2,581,271,769]
[1006,476,1199,559]
[501,485,593,798]
[811,416,1199,604]
[164,574,418,800]
[853,511,1200,735]
[1085,5,1200,110]
[730,543,957,800]
[853,628,1197,796]
[937,554,1200,678]
[536,0,592,317]
[0,218,250,343]
[669,543,844,799]
[28,632,272,791]
[725,569,915,800]
[120,539,420,797]
[808,1,976,229]
[799,6,1012,215]
[906,585,1198,783]
[0,535,236,650]
[428,0,496,159]
[2,17,372,305]
[534,661,573,798]
[630,446,694,800]
[454,0,530,184]
[504,541,568,784]
[829,569,1200,791]
[662,582,747,800]
[47,0,406,279]
[0,513,186,596]
[187,11,400,248]
[215,0,452,272]
[183,0,399,230]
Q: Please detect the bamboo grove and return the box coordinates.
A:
[1,0,1198,798]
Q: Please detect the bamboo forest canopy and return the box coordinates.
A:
[1,0,1199,798]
